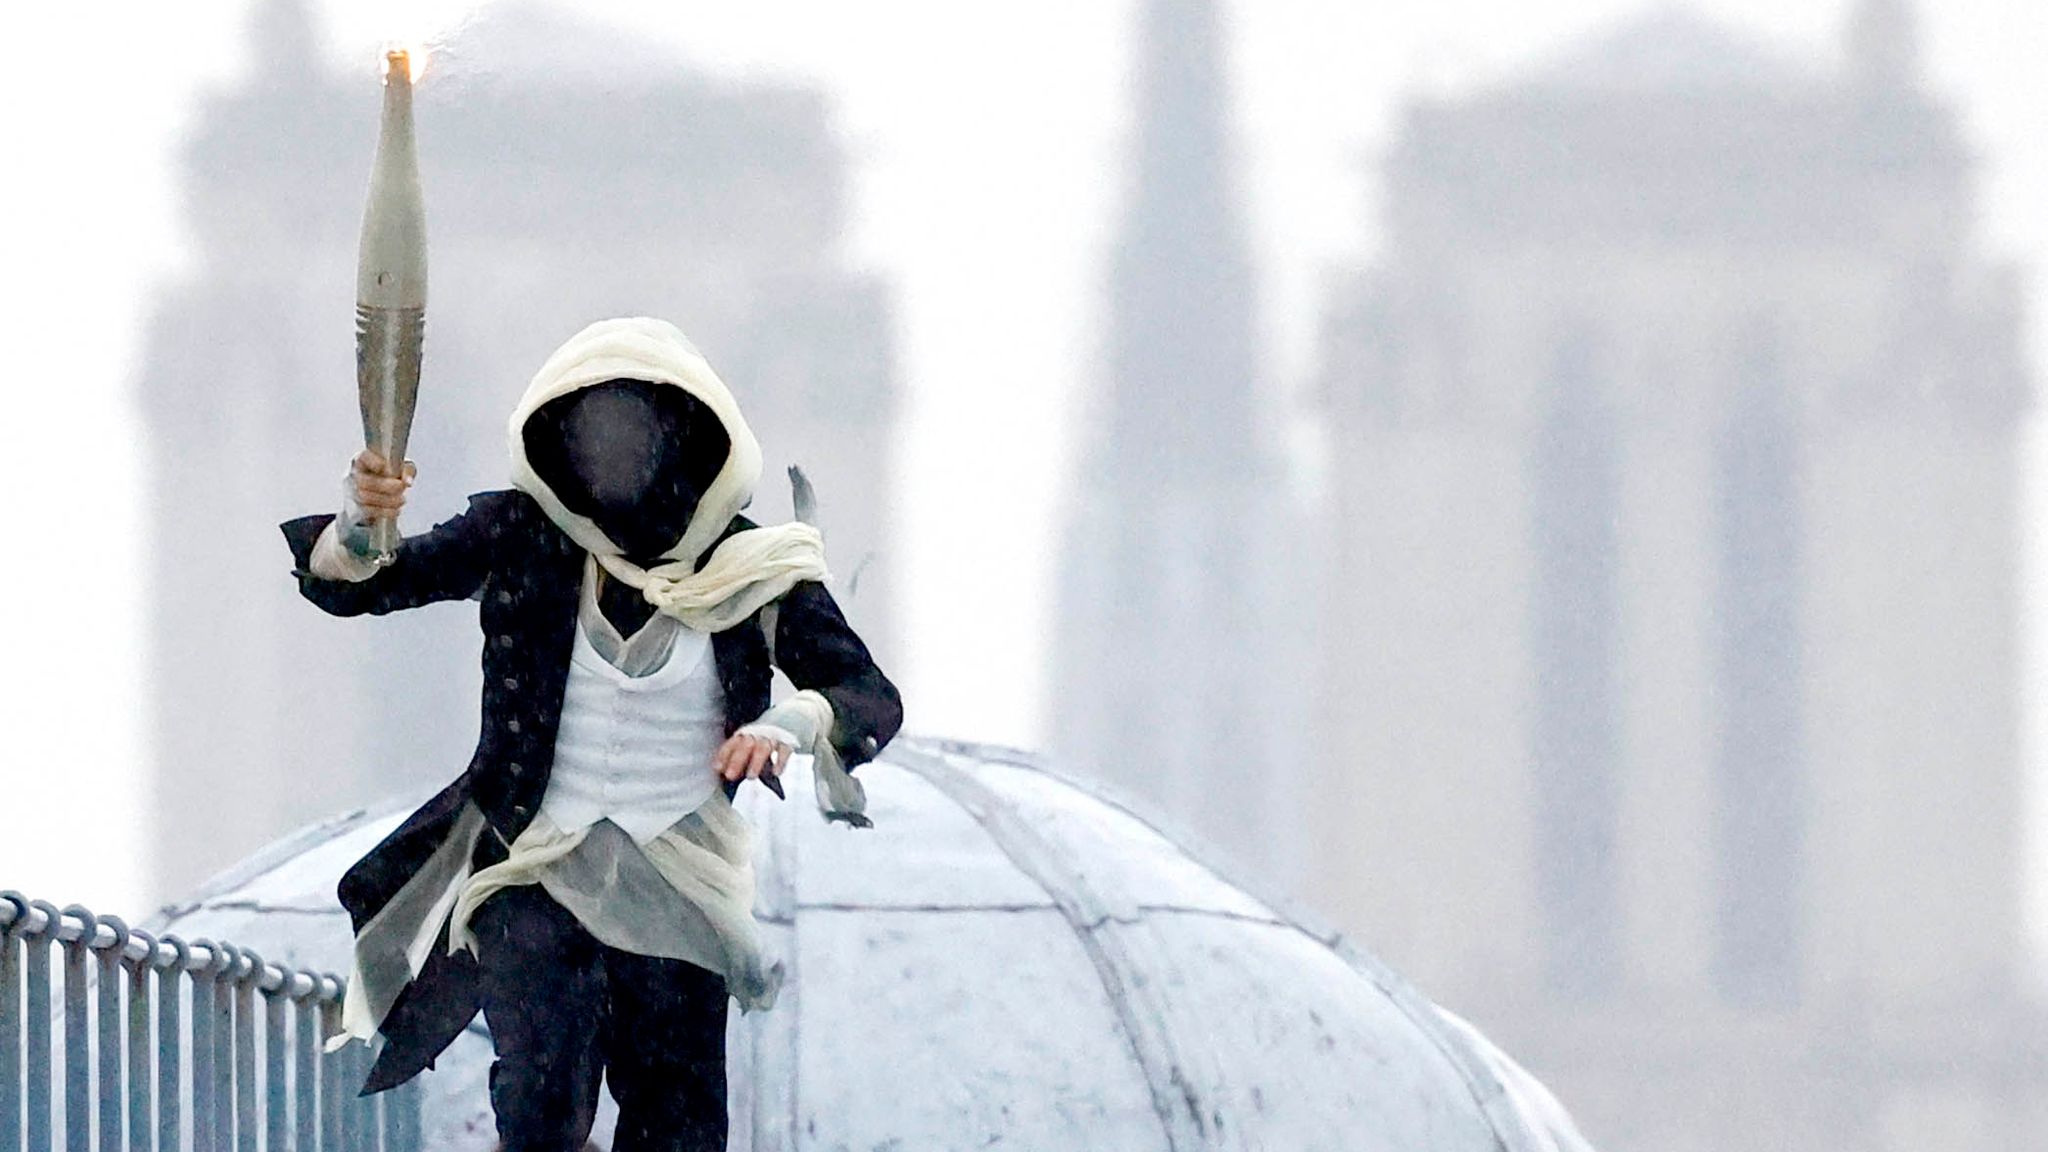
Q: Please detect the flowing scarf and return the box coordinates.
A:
[595,520,829,632]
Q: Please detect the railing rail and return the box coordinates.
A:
[1,893,417,1152]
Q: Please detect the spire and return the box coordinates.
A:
[1104,0,1259,481]
[1844,0,1922,94]
[1054,0,1289,883]
[247,0,322,86]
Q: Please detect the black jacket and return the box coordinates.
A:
[279,486,901,1090]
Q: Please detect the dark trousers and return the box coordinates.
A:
[471,885,730,1152]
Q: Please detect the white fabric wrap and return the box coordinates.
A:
[745,690,867,824]
[443,797,784,1014]
[594,521,828,634]
[308,472,382,581]
[334,788,785,1049]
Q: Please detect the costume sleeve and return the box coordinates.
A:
[770,579,903,770]
[734,720,802,748]
[280,490,512,617]
[307,471,382,582]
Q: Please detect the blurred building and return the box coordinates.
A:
[1312,2,2042,1149]
[1051,0,1311,894]
[140,0,899,898]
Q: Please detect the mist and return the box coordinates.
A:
[1,1,2043,1148]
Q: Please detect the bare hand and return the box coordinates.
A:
[713,733,792,783]
[352,449,416,519]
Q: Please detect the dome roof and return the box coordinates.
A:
[154,737,1595,1151]
[1521,6,1811,94]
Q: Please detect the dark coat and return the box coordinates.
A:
[279,487,902,1091]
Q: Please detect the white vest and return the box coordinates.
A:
[538,614,726,843]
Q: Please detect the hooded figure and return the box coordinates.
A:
[280,317,901,1151]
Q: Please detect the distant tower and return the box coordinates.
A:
[1845,0,1922,94]
[249,0,319,77]
[1050,0,1298,886]
[1313,4,2042,1149]
[141,0,899,899]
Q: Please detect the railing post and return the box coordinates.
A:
[4,902,366,1152]
[339,1044,367,1152]
[291,997,315,1152]
[187,944,213,1152]
[156,938,189,1152]
[2,893,27,1152]
[231,952,256,1152]
[95,917,128,1152]
[209,947,235,1152]
[126,930,155,1152]
[317,1003,340,1152]
[24,902,59,1152]
[58,905,92,1152]
[380,1078,419,1152]
[262,986,285,1152]
[364,1049,383,1152]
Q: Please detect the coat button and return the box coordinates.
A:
[497,590,514,605]
[503,677,519,691]
[512,804,530,819]
[508,761,524,776]
[497,634,515,649]
[506,719,522,734]
[862,735,879,755]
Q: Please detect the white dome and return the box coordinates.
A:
[155,737,1595,1151]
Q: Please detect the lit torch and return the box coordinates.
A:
[355,47,428,565]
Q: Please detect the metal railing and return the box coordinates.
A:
[1,893,419,1152]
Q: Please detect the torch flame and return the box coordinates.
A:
[380,43,430,84]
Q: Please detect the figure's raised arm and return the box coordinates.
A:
[280,453,511,617]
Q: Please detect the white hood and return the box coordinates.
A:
[507,316,762,569]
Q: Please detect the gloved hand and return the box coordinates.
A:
[714,724,799,799]
[341,449,414,561]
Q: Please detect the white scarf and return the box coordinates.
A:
[594,520,828,633]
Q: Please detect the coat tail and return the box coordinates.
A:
[359,941,483,1095]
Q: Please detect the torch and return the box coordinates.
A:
[355,48,428,566]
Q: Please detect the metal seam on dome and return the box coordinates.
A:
[748,785,803,1152]
[785,901,1287,926]
[151,794,426,923]
[782,798,805,1152]
[168,901,351,917]
[908,735,1542,1152]
[890,742,1217,1151]
[968,739,1532,1151]
[795,901,1052,914]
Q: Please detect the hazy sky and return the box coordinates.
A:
[1,0,2041,932]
